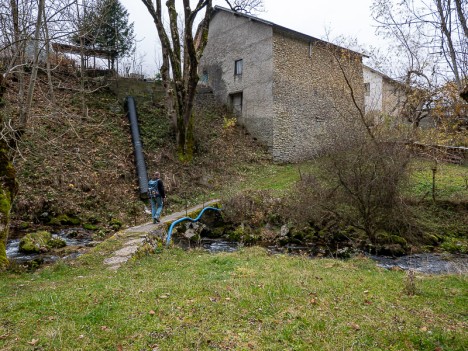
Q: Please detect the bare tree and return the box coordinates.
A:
[372,0,467,94]
[0,0,80,266]
[140,0,263,160]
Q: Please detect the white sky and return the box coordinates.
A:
[120,0,382,77]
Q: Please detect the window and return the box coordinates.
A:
[234,59,243,76]
[230,92,243,116]
[364,83,370,96]
[200,70,208,85]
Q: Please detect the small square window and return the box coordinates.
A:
[234,59,243,75]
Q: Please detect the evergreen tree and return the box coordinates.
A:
[72,0,134,70]
[94,0,135,70]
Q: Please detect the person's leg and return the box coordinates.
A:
[150,198,157,222]
[155,196,164,220]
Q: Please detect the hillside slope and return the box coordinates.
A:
[6,73,268,234]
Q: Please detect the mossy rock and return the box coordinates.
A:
[440,237,468,254]
[227,224,259,244]
[83,223,99,231]
[376,243,408,257]
[48,237,67,249]
[49,214,81,226]
[109,218,122,231]
[0,241,8,269]
[19,231,66,253]
[376,231,408,246]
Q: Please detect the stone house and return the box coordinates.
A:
[199,6,365,162]
[363,65,407,120]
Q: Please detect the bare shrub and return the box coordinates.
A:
[221,189,280,227]
[285,140,411,246]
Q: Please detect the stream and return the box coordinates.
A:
[197,239,468,274]
[6,228,94,264]
[7,234,468,274]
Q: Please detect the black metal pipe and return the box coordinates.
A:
[125,96,148,197]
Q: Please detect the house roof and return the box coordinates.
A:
[213,6,367,58]
[52,42,115,59]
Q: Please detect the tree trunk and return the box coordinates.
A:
[141,0,214,161]
[42,3,56,104]
[435,0,462,90]
[23,0,46,128]
[0,76,18,269]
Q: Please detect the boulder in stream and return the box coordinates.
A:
[19,231,66,254]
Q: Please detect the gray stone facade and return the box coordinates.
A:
[200,7,365,162]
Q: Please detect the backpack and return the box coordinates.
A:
[148,179,160,198]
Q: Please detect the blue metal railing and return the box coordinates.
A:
[165,206,221,246]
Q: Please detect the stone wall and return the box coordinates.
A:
[199,11,275,149]
[200,9,365,162]
[272,30,365,162]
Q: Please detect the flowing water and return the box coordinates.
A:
[199,240,468,275]
[7,233,467,274]
[6,228,94,263]
[369,253,468,274]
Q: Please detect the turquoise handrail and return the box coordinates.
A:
[165,206,221,246]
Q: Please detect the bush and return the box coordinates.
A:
[221,190,281,227]
[284,140,411,245]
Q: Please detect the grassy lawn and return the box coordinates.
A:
[1,246,467,350]
[2,159,466,350]
[223,158,468,201]
[407,160,468,201]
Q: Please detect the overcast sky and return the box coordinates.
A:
[119,0,381,77]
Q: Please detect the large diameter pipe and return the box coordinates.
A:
[125,96,148,197]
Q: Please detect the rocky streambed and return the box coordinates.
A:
[6,228,98,266]
[7,220,468,275]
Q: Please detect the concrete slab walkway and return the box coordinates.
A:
[103,199,220,270]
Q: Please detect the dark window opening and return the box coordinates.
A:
[230,92,243,116]
[234,59,243,76]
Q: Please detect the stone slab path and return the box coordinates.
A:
[103,199,220,270]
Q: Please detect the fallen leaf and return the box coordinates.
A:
[349,323,360,331]
[117,345,123,351]
[149,310,156,315]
